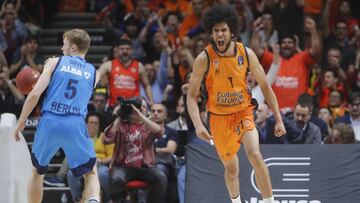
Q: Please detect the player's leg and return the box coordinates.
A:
[221,155,241,200]
[242,128,274,201]
[28,168,44,203]
[82,165,101,202]
[29,117,61,203]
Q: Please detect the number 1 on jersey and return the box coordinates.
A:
[228,77,234,88]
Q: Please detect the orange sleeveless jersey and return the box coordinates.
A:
[108,59,140,107]
[205,42,252,115]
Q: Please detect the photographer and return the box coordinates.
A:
[102,97,167,203]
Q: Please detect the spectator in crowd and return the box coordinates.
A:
[103,97,167,203]
[121,15,146,62]
[167,95,188,131]
[290,100,322,144]
[253,17,321,112]
[234,0,254,47]
[335,91,360,142]
[316,69,346,108]
[324,123,356,144]
[140,39,172,103]
[318,107,334,136]
[179,0,205,41]
[88,91,113,131]
[151,103,179,203]
[0,66,24,117]
[255,102,271,144]
[328,89,347,120]
[0,11,27,65]
[9,35,44,77]
[98,39,154,108]
[67,112,114,203]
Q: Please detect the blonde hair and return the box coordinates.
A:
[63,29,91,54]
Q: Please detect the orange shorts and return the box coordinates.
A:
[209,108,255,161]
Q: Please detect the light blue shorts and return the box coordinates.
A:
[31,112,96,177]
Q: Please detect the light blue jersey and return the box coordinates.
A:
[31,56,97,177]
[42,56,96,119]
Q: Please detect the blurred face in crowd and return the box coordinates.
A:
[293,104,311,128]
[118,44,132,63]
[211,22,232,53]
[335,22,348,41]
[349,97,360,118]
[144,63,157,84]
[280,37,295,58]
[331,129,343,144]
[126,24,139,38]
[87,115,100,138]
[166,14,179,33]
[153,31,164,51]
[2,12,15,31]
[176,96,185,116]
[318,108,332,124]
[179,49,191,67]
[93,94,107,111]
[192,0,203,16]
[26,39,39,53]
[255,103,270,126]
[141,98,148,116]
[339,1,351,16]
[150,104,167,124]
[323,71,338,88]
[195,40,205,56]
[327,49,341,68]
[328,90,342,107]
[262,13,273,30]
[4,2,16,15]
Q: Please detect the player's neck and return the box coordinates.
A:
[215,41,235,57]
[70,53,85,59]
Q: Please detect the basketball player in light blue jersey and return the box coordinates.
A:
[13,29,101,203]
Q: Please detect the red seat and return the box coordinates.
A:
[126,180,148,189]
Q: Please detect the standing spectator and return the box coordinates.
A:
[254,17,321,111]
[103,98,167,203]
[98,39,154,108]
[0,66,24,116]
[335,91,360,141]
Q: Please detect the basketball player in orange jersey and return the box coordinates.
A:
[98,39,154,107]
[187,5,286,203]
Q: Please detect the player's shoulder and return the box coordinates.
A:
[195,51,209,63]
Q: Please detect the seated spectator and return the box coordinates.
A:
[0,66,24,117]
[167,95,188,131]
[88,91,113,131]
[151,103,179,203]
[9,34,44,77]
[67,112,114,203]
[289,100,322,144]
[324,123,356,144]
[103,97,167,203]
[335,91,360,142]
[255,102,271,144]
[318,107,334,136]
[328,89,347,120]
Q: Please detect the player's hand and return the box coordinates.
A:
[13,120,25,142]
[195,124,213,144]
[274,121,286,137]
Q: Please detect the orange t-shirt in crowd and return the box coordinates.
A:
[260,49,316,110]
[108,59,140,107]
[179,12,201,38]
[304,0,323,14]
[205,42,253,115]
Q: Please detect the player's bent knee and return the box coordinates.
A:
[247,151,264,165]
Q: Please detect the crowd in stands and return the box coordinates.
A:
[0,0,359,202]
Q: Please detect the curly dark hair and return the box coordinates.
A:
[202,4,240,36]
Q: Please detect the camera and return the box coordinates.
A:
[117,97,142,121]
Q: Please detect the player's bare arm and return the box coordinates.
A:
[13,57,58,141]
[96,60,111,86]
[187,51,213,143]
[247,48,286,137]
